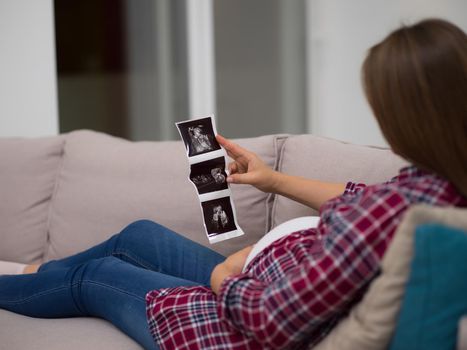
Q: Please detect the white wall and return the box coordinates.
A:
[0,0,58,137]
[187,0,216,119]
[307,0,467,147]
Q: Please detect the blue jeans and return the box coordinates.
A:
[0,220,226,350]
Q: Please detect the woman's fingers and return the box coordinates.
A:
[217,135,266,187]
[216,135,253,160]
[228,161,238,174]
[227,172,254,185]
[216,134,241,157]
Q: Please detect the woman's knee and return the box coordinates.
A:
[121,220,164,238]
[118,219,173,247]
[78,256,123,279]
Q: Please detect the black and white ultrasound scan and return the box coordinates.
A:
[190,157,228,195]
[176,117,221,157]
[201,196,238,237]
[176,115,244,243]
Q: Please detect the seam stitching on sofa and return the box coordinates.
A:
[264,136,281,233]
[265,135,288,233]
[270,135,289,230]
[43,135,68,262]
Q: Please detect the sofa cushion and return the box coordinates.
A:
[273,134,407,228]
[389,223,467,350]
[0,309,142,350]
[0,136,64,264]
[46,130,278,260]
[313,205,467,350]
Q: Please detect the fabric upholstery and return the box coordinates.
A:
[273,134,407,227]
[46,130,278,260]
[313,205,467,350]
[0,136,64,264]
[5,131,456,350]
[0,309,142,350]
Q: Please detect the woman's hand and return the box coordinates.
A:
[217,135,346,212]
[216,135,279,193]
[210,245,253,295]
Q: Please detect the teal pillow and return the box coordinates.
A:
[390,223,467,350]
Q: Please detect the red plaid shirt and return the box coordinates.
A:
[146,166,467,349]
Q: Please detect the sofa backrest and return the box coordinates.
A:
[271,135,408,228]
[0,130,407,263]
[0,136,65,264]
[44,130,280,259]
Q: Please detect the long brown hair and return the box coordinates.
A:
[362,18,467,197]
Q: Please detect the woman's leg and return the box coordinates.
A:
[0,256,204,350]
[39,220,225,285]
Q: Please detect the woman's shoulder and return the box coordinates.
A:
[371,165,465,206]
[321,165,464,220]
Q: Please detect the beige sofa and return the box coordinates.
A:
[1,130,465,349]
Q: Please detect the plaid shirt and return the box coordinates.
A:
[146,166,467,349]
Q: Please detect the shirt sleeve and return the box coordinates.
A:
[217,185,408,349]
[318,181,366,224]
[343,181,367,196]
[319,182,366,213]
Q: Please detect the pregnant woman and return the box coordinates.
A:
[1,18,467,350]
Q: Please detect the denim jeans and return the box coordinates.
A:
[0,220,226,350]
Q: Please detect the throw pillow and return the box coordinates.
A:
[389,223,467,350]
[313,205,467,350]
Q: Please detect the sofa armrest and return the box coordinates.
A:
[458,317,467,350]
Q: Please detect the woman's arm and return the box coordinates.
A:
[270,173,345,211]
[211,245,253,295]
[216,135,345,211]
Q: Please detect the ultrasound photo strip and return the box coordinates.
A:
[190,157,229,195]
[176,115,245,244]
